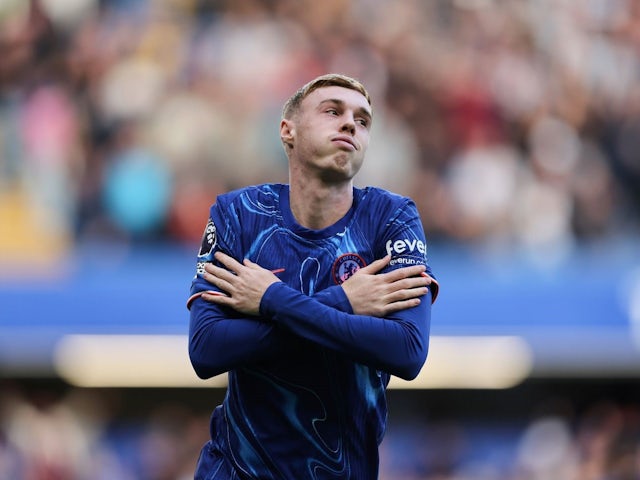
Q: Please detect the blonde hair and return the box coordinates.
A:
[282,73,371,120]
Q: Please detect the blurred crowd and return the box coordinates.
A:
[3,2,640,478]
[1,382,640,480]
[0,383,208,480]
[1,0,640,268]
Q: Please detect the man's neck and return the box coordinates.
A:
[289,178,354,230]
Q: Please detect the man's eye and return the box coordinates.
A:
[357,119,368,127]
[326,109,338,115]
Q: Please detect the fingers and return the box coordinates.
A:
[420,272,434,283]
[385,286,429,303]
[201,290,228,301]
[203,262,234,284]
[383,298,422,314]
[203,252,252,289]
[359,255,431,282]
[214,251,243,272]
[203,290,226,297]
[200,290,233,307]
[358,255,391,274]
[203,262,239,296]
[381,264,430,284]
[243,258,268,272]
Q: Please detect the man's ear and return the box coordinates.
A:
[280,119,294,148]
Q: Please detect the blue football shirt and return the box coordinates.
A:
[188,183,437,479]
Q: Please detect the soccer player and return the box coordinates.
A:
[187,73,439,479]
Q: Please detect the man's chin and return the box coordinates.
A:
[319,167,358,184]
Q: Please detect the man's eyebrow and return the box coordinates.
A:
[318,98,372,120]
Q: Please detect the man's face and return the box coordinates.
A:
[286,85,372,182]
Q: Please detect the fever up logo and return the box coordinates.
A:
[332,253,366,284]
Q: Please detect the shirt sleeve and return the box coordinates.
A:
[187,198,288,379]
[312,286,354,314]
[188,193,437,380]
[188,296,287,379]
[260,282,431,380]
[188,199,357,378]
[189,286,358,379]
[379,196,439,302]
[260,197,436,380]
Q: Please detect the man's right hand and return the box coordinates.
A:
[340,255,432,317]
[201,252,281,316]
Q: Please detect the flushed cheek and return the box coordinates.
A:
[357,133,370,151]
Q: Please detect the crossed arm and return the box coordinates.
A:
[201,252,432,316]
[189,252,433,380]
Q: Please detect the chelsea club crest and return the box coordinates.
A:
[332,253,366,284]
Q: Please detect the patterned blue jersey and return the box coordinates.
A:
[188,183,438,479]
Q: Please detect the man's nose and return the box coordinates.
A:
[341,116,356,134]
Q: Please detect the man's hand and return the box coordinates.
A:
[200,252,281,316]
[341,255,432,317]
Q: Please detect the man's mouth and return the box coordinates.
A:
[332,136,357,151]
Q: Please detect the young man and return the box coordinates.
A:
[187,73,439,479]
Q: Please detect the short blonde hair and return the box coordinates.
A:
[282,73,371,120]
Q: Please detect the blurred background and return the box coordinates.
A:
[1,0,640,478]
